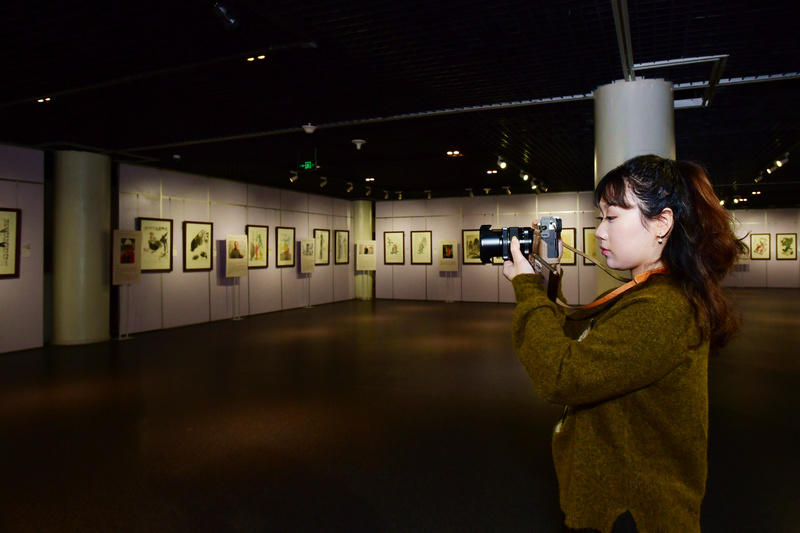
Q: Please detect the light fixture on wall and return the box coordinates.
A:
[320,176,327,188]
[497,156,506,169]
[346,182,354,193]
[289,171,298,183]
[466,188,474,198]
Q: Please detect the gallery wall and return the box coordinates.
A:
[118,164,355,335]
[0,144,44,353]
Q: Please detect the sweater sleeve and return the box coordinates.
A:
[511,273,695,406]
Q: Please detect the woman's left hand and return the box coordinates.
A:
[503,236,535,281]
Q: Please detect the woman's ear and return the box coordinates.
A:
[656,208,674,238]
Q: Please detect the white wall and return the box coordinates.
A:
[376,194,800,305]
[0,145,44,353]
[118,165,354,334]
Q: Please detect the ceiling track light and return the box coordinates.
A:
[466,188,474,198]
[346,182,354,193]
[396,191,403,200]
[520,171,529,181]
[212,2,240,31]
[352,139,366,150]
[365,186,372,196]
[384,190,389,200]
[483,188,491,195]
[302,123,316,134]
[319,176,327,188]
[425,190,431,200]
[754,172,764,183]
[497,156,506,169]
[776,153,789,167]
[289,170,298,183]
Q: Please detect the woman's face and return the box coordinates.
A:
[595,191,663,277]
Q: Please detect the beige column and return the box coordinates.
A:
[52,150,111,344]
[353,200,374,300]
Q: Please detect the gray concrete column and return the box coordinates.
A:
[52,150,111,345]
[353,200,374,300]
[593,79,675,294]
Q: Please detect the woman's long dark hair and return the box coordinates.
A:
[594,155,747,350]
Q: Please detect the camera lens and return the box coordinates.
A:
[479,225,503,263]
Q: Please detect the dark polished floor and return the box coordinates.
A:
[1,289,799,532]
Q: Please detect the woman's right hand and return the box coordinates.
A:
[503,236,535,281]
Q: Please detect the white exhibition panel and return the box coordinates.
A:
[117,164,354,335]
[0,146,44,354]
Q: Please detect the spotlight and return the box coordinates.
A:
[352,139,366,150]
[425,190,431,200]
[366,186,372,196]
[466,188,474,198]
[776,153,789,167]
[755,172,764,183]
[531,182,538,190]
[346,182,354,193]
[502,186,511,196]
[487,170,497,174]
[302,123,317,134]
[483,188,491,195]
[497,157,506,169]
[289,171,298,183]
[212,2,240,31]
[320,177,327,188]
[396,191,403,200]
[520,171,529,181]
[384,190,389,200]
[766,166,777,174]
[719,199,725,206]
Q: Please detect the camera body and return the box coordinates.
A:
[479,216,562,263]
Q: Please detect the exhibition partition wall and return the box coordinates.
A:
[118,164,355,334]
[0,144,44,353]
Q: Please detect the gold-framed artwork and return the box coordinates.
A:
[583,227,598,266]
[183,221,213,271]
[276,226,296,268]
[138,217,173,272]
[334,230,349,264]
[776,233,797,260]
[245,225,268,268]
[560,228,576,265]
[462,229,481,264]
[749,233,770,260]
[0,207,21,278]
[384,231,405,264]
[410,230,432,265]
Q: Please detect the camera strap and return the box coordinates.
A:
[575,266,669,310]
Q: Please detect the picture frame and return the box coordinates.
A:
[749,233,770,260]
[112,229,142,285]
[583,227,598,266]
[276,226,296,268]
[560,228,576,265]
[225,234,248,278]
[245,224,268,268]
[183,221,213,271]
[410,230,432,265]
[439,240,458,272]
[0,207,22,278]
[335,230,350,265]
[776,233,797,260]
[384,231,405,265]
[462,229,482,264]
[314,229,330,265]
[138,217,173,272]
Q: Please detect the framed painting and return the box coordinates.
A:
[183,221,213,271]
[276,226,296,268]
[560,228,576,265]
[439,240,457,272]
[776,233,797,260]
[462,229,481,264]
[410,230,432,265]
[112,229,142,285]
[314,229,330,265]
[384,231,405,264]
[0,207,22,278]
[335,230,350,265]
[749,233,770,260]
[583,227,598,266]
[138,217,173,272]
[245,225,268,268]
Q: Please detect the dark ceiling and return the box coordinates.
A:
[1,0,799,207]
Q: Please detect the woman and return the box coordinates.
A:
[503,155,745,533]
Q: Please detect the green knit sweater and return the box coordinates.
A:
[511,273,708,533]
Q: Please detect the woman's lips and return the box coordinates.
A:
[600,246,609,256]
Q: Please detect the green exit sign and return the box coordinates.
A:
[300,160,316,171]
